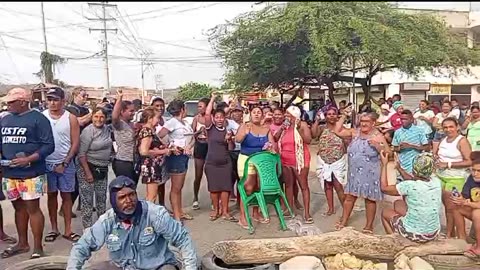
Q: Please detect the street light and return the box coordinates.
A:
[350,32,361,128]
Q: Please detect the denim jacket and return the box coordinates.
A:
[67,201,197,270]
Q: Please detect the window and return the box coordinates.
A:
[428,85,471,105]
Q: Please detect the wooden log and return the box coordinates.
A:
[212,227,470,265]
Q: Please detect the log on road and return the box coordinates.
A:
[212,227,470,265]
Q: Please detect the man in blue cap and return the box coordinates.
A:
[67,176,198,270]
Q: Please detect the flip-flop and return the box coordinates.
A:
[63,232,81,243]
[362,228,374,235]
[321,211,335,217]
[44,232,60,242]
[464,248,480,261]
[181,213,194,220]
[237,222,249,230]
[253,217,270,224]
[209,212,220,221]
[335,223,345,231]
[304,217,314,224]
[1,246,30,259]
[0,235,17,244]
[222,215,239,223]
[30,249,45,260]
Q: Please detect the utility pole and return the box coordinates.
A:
[155,74,163,99]
[40,2,48,100]
[87,1,117,94]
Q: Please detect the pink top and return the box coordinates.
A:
[280,127,311,167]
[270,124,282,135]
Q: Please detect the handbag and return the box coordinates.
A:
[87,162,108,180]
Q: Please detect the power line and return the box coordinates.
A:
[88,1,118,92]
[0,35,24,82]
[138,37,212,53]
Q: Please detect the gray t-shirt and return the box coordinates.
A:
[113,120,135,162]
[79,124,113,167]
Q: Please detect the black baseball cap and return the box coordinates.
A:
[46,87,65,99]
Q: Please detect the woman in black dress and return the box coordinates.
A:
[204,93,237,221]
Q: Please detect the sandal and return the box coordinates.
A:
[0,235,17,244]
[282,210,294,218]
[30,249,45,259]
[464,248,480,261]
[181,213,194,220]
[321,210,335,217]
[63,232,81,243]
[237,222,249,230]
[1,245,30,259]
[362,228,374,235]
[209,211,220,221]
[45,232,60,242]
[253,217,270,224]
[304,217,314,224]
[222,215,239,223]
[335,223,345,231]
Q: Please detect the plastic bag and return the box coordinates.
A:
[287,216,322,236]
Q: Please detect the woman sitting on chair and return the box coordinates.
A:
[235,106,276,230]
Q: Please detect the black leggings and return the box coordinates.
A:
[112,159,139,184]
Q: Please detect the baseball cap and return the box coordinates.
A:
[381,104,390,110]
[46,87,65,99]
[2,87,32,103]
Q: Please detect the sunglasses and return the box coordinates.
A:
[110,178,137,190]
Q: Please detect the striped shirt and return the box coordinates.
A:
[392,125,428,173]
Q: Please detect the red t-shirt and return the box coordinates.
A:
[389,113,402,130]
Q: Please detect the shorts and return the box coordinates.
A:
[437,175,466,192]
[46,161,76,193]
[237,153,257,179]
[193,142,208,160]
[390,215,439,243]
[2,174,47,201]
[433,132,446,142]
[165,154,189,174]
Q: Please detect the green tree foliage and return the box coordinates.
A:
[176,82,217,100]
[34,51,67,84]
[209,2,480,94]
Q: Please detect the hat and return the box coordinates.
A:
[46,87,65,99]
[412,152,435,179]
[232,105,244,112]
[381,104,390,110]
[392,101,404,111]
[2,87,32,103]
[286,106,301,119]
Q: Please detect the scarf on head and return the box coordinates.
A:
[392,101,404,111]
[280,106,305,174]
[412,152,435,179]
[109,176,142,222]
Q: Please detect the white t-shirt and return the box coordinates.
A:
[413,110,435,135]
[226,119,241,151]
[378,112,393,129]
[435,111,457,126]
[162,118,193,148]
[450,108,461,120]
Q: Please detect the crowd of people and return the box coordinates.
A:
[0,84,479,268]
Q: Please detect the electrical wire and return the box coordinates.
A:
[0,35,24,82]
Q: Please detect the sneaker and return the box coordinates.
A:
[192,201,200,210]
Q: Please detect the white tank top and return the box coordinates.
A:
[43,110,71,164]
[438,135,463,163]
[438,135,468,178]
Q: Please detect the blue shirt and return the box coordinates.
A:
[392,125,428,173]
[67,201,198,270]
[396,178,442,234]
[0,110,54,179]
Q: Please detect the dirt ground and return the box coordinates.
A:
[0,145,457,269]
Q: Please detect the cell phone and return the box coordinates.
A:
[452,187,461,197]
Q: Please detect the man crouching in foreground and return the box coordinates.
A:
[67,176,197,270]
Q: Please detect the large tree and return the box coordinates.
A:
[176,82,217,100]
[209,1,480,103]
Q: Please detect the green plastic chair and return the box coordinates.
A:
[237,151,294,234]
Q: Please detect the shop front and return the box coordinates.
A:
[400,82,430,110]
[427,84,472,105]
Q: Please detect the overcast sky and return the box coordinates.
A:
[0,2,476,89]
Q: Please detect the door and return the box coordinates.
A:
[401,91,426,111]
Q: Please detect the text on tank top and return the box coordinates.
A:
[43,110,71,164]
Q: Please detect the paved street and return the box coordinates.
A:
[0,145,452,269]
